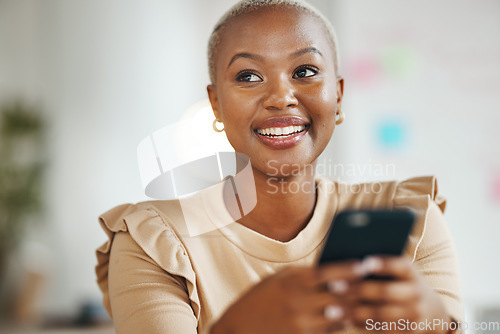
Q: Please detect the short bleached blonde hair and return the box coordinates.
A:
[207,0,340,84]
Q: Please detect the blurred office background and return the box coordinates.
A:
[0,0,498,332]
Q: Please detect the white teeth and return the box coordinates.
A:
[257,125,306,137]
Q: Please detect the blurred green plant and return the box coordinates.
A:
[0,101,45,275]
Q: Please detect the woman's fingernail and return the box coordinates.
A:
[363,256,383,273]
[327,280,348,294]
[324,305,344,320]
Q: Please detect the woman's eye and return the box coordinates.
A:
[236,72,262,82]
[293,66,318,78]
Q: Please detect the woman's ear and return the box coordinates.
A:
[207,84,221,120]
[336,77,344,108]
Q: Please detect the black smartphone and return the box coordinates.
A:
[319,209,415,268]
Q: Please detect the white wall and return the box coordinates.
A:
[0,0,240,316]
[1,0,499,323]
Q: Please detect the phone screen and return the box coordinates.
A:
[318,209,415,265]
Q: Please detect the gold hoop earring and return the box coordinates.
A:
[212,119,224,132]
[336,110,344,125]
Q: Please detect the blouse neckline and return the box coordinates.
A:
[202,178,338,262]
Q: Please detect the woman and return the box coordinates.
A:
[95,1,463,333]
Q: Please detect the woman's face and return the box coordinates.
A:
[208,6,343,178]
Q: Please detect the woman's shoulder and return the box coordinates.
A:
[318,175,446,213]
[97,199,192,238]
[318,175,448,263]
[96,199,195,275]
[95,199,200,318]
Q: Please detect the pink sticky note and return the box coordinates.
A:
[492,174,500,201]
[347,57,381,85]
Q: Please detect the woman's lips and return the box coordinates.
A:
[254,124,309,150]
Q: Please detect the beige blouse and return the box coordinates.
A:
[95,176,463,334]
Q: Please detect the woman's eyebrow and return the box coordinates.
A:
[227,53,263,69]
[290,47,323,59]
[226,47,322,70]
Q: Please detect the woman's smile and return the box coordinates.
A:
[254,116,310,150]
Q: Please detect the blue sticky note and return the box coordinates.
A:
[378,121,406,148]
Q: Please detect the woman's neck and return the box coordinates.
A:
[226,165,317,242]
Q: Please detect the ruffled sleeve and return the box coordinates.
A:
[392,175,446,212]
[95,202,201,333]
[393,176,464,323]
[392,176,446,261]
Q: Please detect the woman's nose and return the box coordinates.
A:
[262,75,298,110]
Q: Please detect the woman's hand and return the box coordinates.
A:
[211,256,453,334]
[348,256,453,334]
[211,260,376,334]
